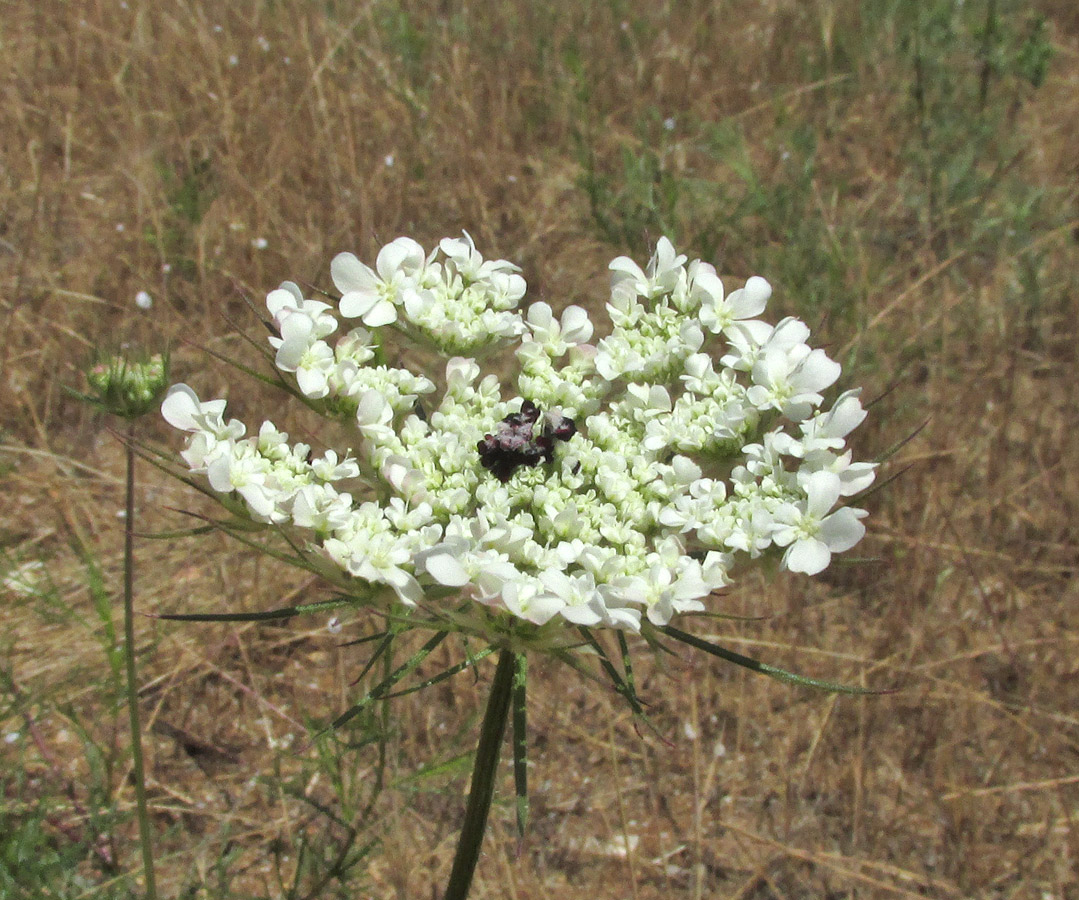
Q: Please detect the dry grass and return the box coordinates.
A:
[2,1,1078,898]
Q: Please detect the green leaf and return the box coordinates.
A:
[350,632,396,687]
[187,335,296,397]
[393,750,473,787]
[615,631,637,704]
[874,418,929,464]
[337,631,391,649]
[661,625,887,694]
[136,525,217,539]
[329,631,448,731]
[577,627,645,715]
[381,646,496,699]
[155,597,353,622]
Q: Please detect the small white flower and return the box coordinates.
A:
[609,236,686,300]
[292,484,354,533]
[331,238,426,327]
[699,275,770,334]
[747,345,841,421]
[773,471,868,575]
[537,570,608,626]
[135,290,153,310]
[310,449,360,482]
[266,282,337,337]
[162,384,243,439]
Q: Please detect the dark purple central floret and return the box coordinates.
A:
[477,400,577,482]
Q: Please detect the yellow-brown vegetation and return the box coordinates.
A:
[1,1,1077,897]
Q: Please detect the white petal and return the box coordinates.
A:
[784,538,831,575]
[609,256,646,281]
[384,570,423,606]
[295,365,329,399]
[804,470,843,518]
[526,302,553,329]
[238,482,277,517]
[741,276,771,313]
[339,289,379,319]
[838,463,876,496]
[503,583,563,625]
[356,389,390,427]
[594,351,620,381]
[648,384,672,411]
[206,455,233,493]
[161,384,201,430]
[424,553,470,587]
[376,237,425,279]
[560,305,594,344]
[603,606,642,630]
[769,317,812,349]
[692,269,724,304]
[795,349,842,393]
[362,299,398,328]
[671,455,702,483]
[645,597,674,626]
[445,357,480,387]
[280,310,315,342]
[266,284,302,318]
[560,604,604,626]
[330,252,377,294]
[818,507,867,552]
[823,390,867,438]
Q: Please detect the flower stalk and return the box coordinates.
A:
[76,352,168,899]
[123,420,157,900]
[443,649,516,900]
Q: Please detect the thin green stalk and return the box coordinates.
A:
[123,422,157,899]
[442,649,515,900]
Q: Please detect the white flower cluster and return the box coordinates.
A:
[164,236,874,634]
[329,232,527,354]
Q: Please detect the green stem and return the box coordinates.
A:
[442,649,515,900]
[511,653,528,840]
[123,423,157,899]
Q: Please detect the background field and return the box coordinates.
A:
[2,1,1078,897]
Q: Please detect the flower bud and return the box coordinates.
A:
[82,351,171,419]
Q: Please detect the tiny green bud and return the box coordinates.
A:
[83,350,171,419]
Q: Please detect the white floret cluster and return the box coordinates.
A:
[164,236,874,634]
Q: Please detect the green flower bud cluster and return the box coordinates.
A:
[84,352,170,419]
